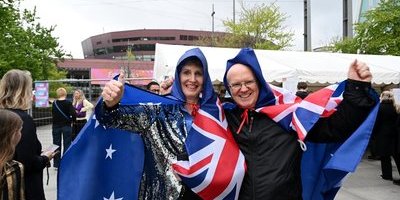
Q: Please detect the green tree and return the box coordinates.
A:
[220,3,293,50]
[332,0,400,55]
[0,0,69,80]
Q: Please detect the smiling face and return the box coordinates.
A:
[179,62,204,103]
[226,63,259,109]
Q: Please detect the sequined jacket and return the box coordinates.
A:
[97,103,189,200]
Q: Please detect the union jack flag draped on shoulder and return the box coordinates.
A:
[258,83,346,142]
[256,82,378,200]
[222,48,378,200]
[170,48,246,200]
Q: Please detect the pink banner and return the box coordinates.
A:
[91,67,153,85]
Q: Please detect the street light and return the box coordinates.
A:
[211,4,215,46]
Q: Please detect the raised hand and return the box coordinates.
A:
[101,70,125,107]
[160,77,174,95]
[347,59,372,82]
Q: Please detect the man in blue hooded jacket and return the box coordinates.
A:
[223,48,376,200]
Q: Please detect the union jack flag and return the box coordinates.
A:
[258,82,345,141]
[256,81,378,200]
[172,97,246,200]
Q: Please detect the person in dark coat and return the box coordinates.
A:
[395,109,400,185]
[0,69,57,200]
[223,48,376,199]
[372,91,400,185]
[52,87,76,168]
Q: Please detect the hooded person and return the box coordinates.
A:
[222,48,377,200]
[96,48,245,200]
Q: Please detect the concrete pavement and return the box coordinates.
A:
[37,125,400,200]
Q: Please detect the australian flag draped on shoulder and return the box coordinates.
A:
[258,81,379,200]
[57,81,177,199]
[58,78,246,199]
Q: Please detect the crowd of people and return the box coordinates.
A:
[0,47,399,199]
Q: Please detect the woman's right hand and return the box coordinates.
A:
[101,70,125,107]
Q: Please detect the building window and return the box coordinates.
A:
[96,41,102,45]
[113,45,128,53]
[112,37,141,43]
[113,44,155,52]
[94,48,107,55]
[188,35,199,40]
[142,55,155,61]
[180,35,188,40]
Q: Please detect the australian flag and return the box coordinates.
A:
[57,82,179,199]
[57,113,145,200]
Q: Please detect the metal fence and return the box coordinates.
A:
[31,78,152,127]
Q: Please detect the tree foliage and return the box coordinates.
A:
[0,0,69,80]
[220,3,293,50]
[332,0,400,55]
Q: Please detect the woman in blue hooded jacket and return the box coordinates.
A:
[97,48,219,199]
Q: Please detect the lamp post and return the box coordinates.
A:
[233,0,235,24]
[211,4,215,46]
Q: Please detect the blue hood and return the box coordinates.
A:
[223,48,276,108]
[171,48,215,107]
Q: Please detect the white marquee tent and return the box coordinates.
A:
[153,43,400,87]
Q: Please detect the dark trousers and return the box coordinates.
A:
[52,125,72,168]
[380,154,400,179]
[72,119,87,141]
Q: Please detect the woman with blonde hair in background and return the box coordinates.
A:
[0,109,24,200]
[72,89,93,141]
[0,69,56,200]
[372,90,400,185]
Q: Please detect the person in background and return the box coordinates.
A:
[395,104,400,186]
[52,88,76,169]
[145,81,160,94]
[0,69,56,200]
[0,109,24,200]
[222,48,375,199]
[72,89,93,141]
[295,81,309,99]
[372,90,400,185]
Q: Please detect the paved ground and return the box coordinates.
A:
[37,125,400,200]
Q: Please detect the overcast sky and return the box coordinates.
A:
[21,0,352,58]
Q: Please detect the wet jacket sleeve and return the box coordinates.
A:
[306,79,376,142]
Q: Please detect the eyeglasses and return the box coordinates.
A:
[229,80,256,91]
